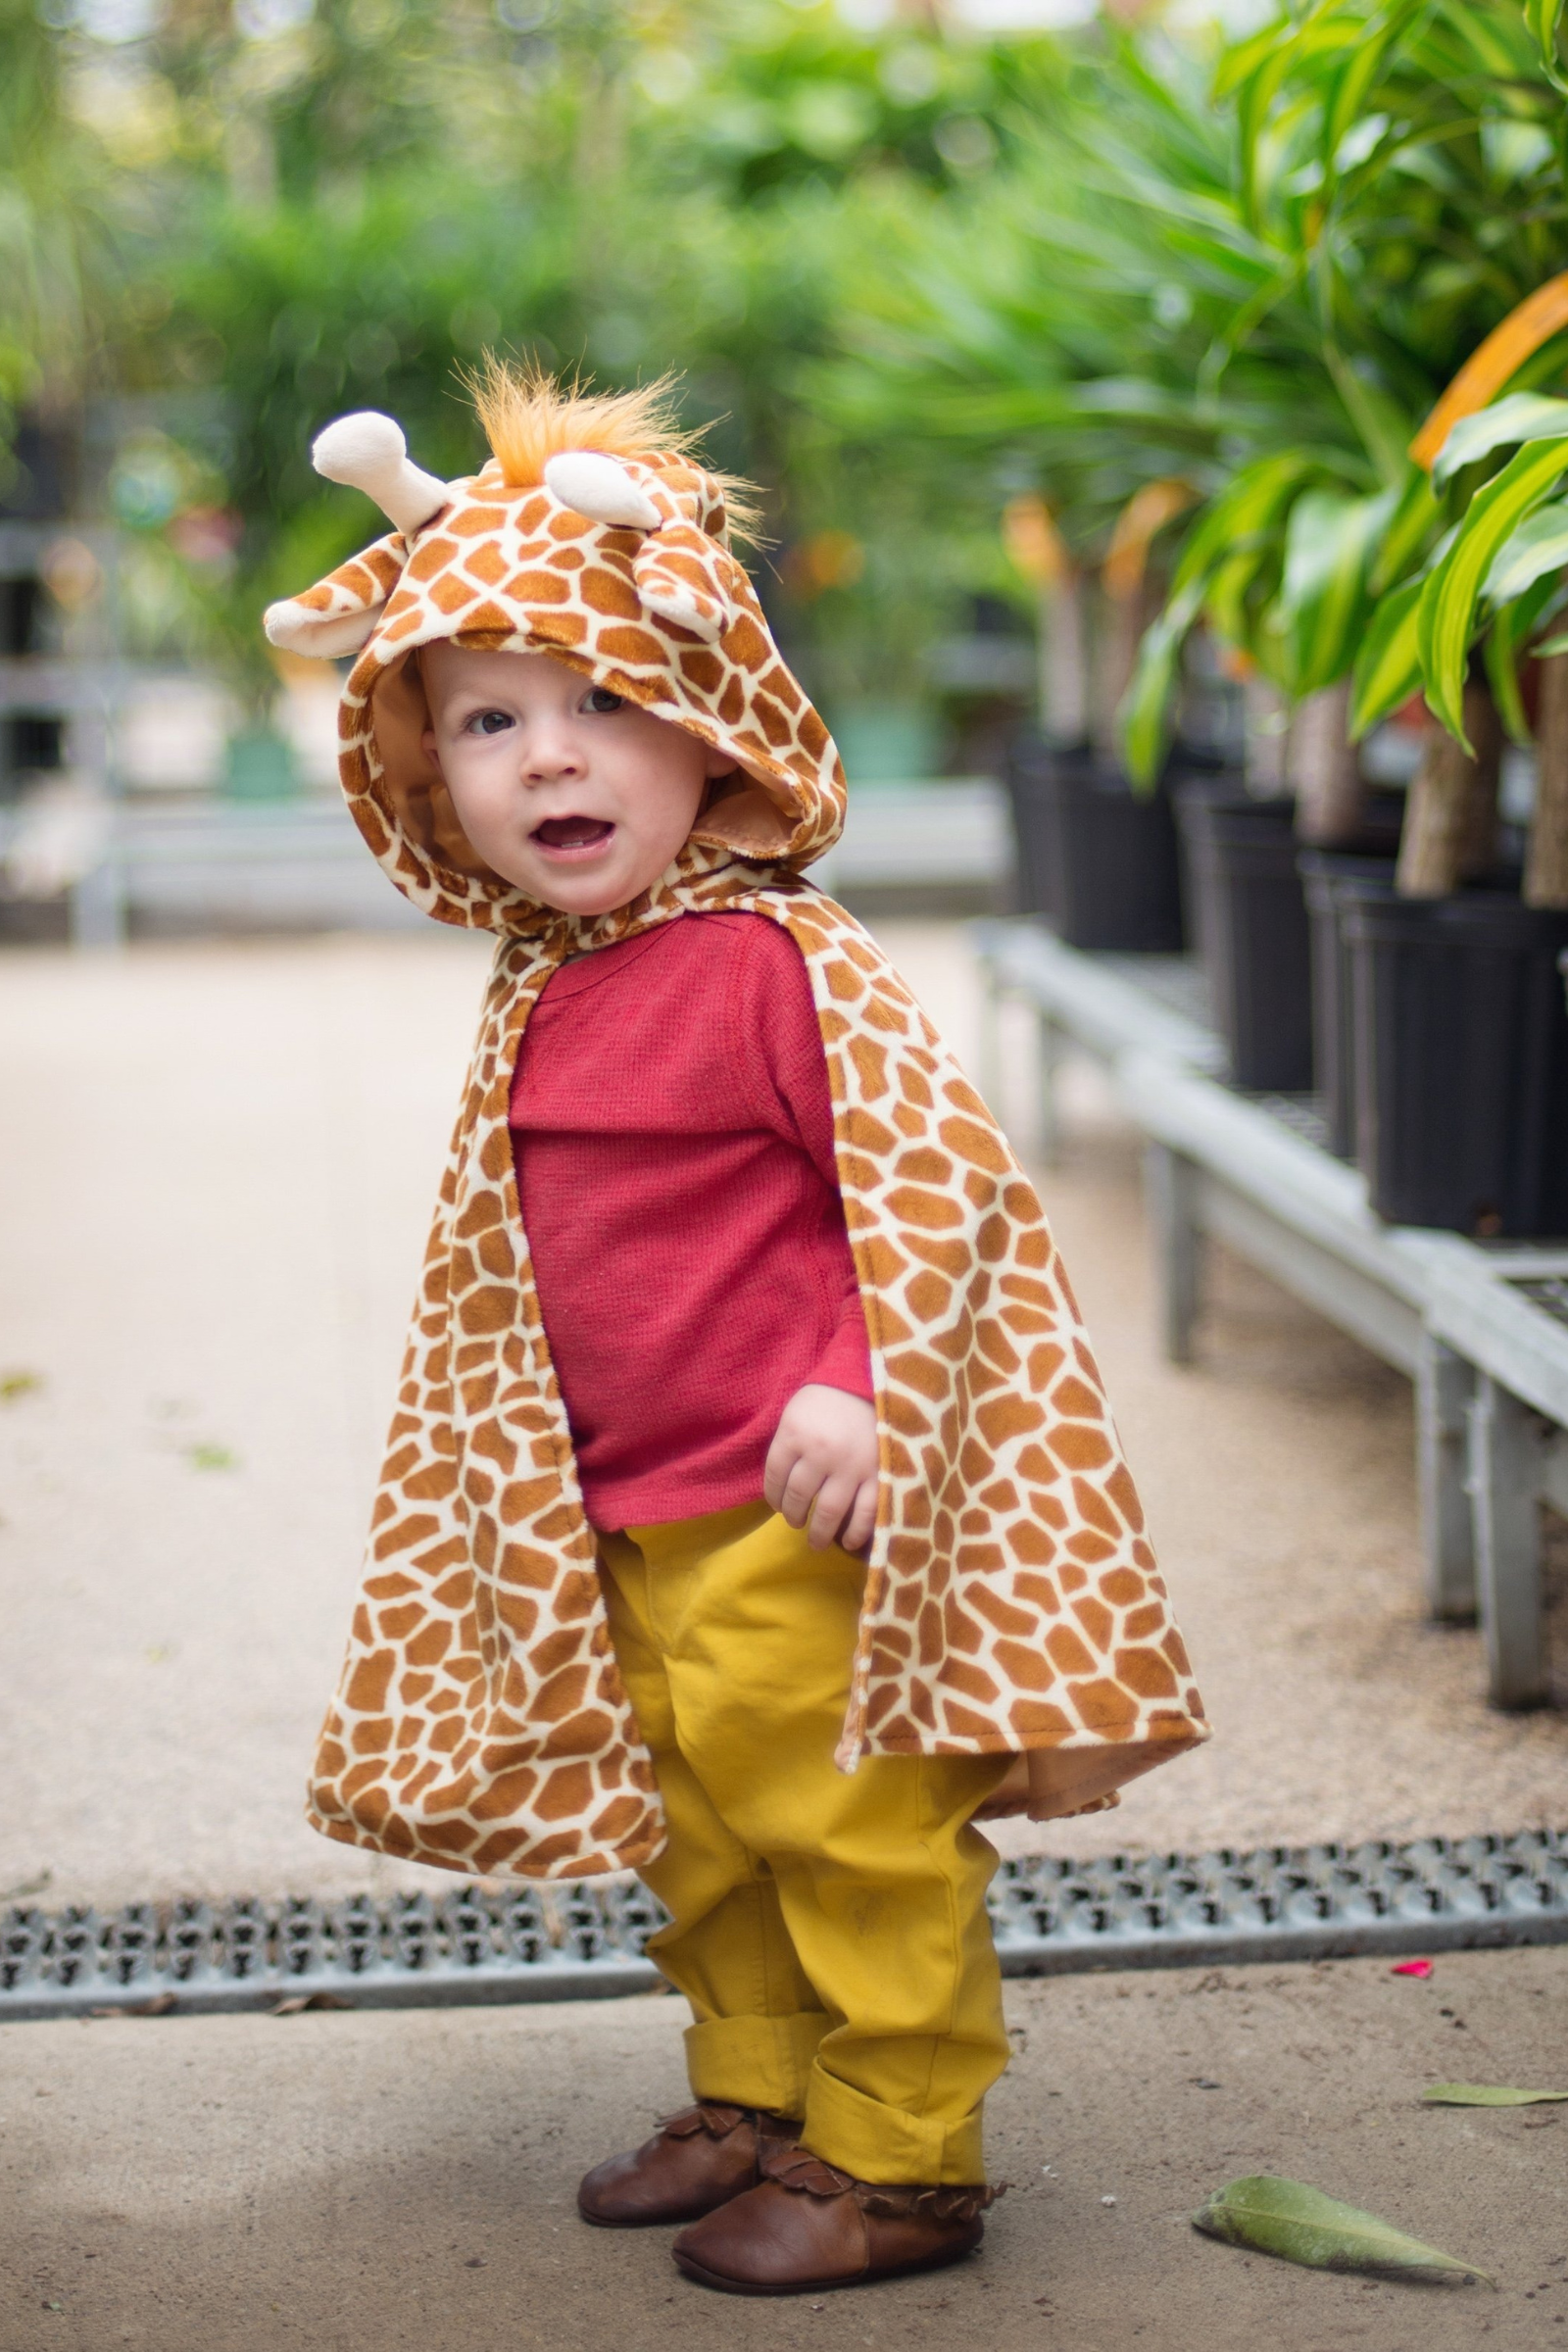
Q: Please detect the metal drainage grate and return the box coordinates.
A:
[3,1829,1565,2023]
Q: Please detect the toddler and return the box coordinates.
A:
[265,368,1207,2299]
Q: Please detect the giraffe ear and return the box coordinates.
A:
[313,412,450,538]
[543,450,662,531]
[263,532,407,659]
[633,524,737,643]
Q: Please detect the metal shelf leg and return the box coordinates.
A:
[1037,1012,1063,1168]
[1417,1334,1476,1621]
[1146,1142,1202,1366]
[1467,1373,1547,1710]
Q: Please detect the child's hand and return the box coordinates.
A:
[763,1383,879,1554]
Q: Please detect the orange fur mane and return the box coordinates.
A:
[467,358,762,544]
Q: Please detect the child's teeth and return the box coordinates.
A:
[536,817,611,848]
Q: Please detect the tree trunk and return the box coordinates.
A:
[1291,681,1366,844]
[1040,579,1088,746]
[1396,681,1501,898]
[1525,650,1568,908]
[1243,674,1293,797]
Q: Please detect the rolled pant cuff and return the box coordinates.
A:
[804,2064,987,2186]
[684,2011,827,2117]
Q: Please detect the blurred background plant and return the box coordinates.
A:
[13,0,1568,827]
[1,0,1079,787]
[1110,0,1568,869]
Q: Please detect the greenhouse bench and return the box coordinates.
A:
[972,916,1568,1713]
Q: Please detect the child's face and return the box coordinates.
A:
[419,643,733,916]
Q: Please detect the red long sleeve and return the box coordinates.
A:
[509,910,873,1530]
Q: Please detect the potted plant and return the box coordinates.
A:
[815,24,1311,948]
[1121,0,1568,1106]
[1341,333,1568,1234]
[1000,484,1205,948]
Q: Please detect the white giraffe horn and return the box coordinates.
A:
[312,413,450,538]
[544,450,662,531]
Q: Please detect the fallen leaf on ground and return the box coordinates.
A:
[1423,2083,1568,2106]
[1192,2175,1493,2285]
[1391,1959,1434,1978]
[271,1991,349,2015]
[1,1370,42,1402]
[185,1442,238,1472]
[0,1868,52,1902]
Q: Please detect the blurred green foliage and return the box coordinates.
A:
[4,0,1066,725]
[11,0,1568,762]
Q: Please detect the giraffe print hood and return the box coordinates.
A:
[267,403,1208,1885]
[265,419,844,920]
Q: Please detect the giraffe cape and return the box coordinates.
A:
[266,413,1208,1883]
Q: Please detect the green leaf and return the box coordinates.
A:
[1431,392,1568,485]
[1370,468,1441,596]
[1322,343,1415,487]
[186,1442,238,1472]
[1423,2082,1568,2105]
[1278,486,1396,695]
[1484,567,1567,743]
[1486,602,1530,746]
[1322,0,1425,191]
[1212,16,1293,101]
[1225,30,1298,227]
[1168,453,1322,604]
[1119,454,1327,785]
[1525,0,1568,91]
[1120,611,1186,791]
[1483,499,1568,603]
[1418,435,1568,744]
[1204,544,1273,653]
[1437,0,1536,78]
[1350,577,1423,737]
[1193,2175,1494,2285]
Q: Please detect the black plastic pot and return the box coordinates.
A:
[1298,846,1399,1157]
[1342,885,1568,1236]
[1005,739,1199,952]
[1175,785,1313,1091]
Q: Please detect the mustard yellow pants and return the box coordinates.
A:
[595,1500,1012,2184]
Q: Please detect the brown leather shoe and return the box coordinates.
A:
[577,2102,805,2229]
[670,2144,998,2294]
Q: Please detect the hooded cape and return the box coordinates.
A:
[266,423,1208,1882]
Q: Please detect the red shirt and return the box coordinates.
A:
[509,910,873,1530]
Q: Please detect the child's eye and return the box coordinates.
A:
[584,686,625,714]
[466,709,513,736]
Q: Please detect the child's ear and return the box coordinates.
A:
[420,724,442,771]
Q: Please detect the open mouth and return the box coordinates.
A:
[530,815,615,853]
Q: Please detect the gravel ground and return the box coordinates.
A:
[4,1947,1566,2351]
[0,922,1562,1914]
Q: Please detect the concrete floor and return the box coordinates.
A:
[0,922,1562,1912]
[4,1946,1566,2351]
[4,921,1567,2352]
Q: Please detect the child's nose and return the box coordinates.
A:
[521,724,584,782]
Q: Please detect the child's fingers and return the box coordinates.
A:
[763,1433,819,1522]
[840,1476,878,1555]
[776,1453,827,1532]
[807,1474,854,1549]
[760,1433,795,1515]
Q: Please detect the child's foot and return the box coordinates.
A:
[670,2147,996,2293]
[577,2102,805,2228]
